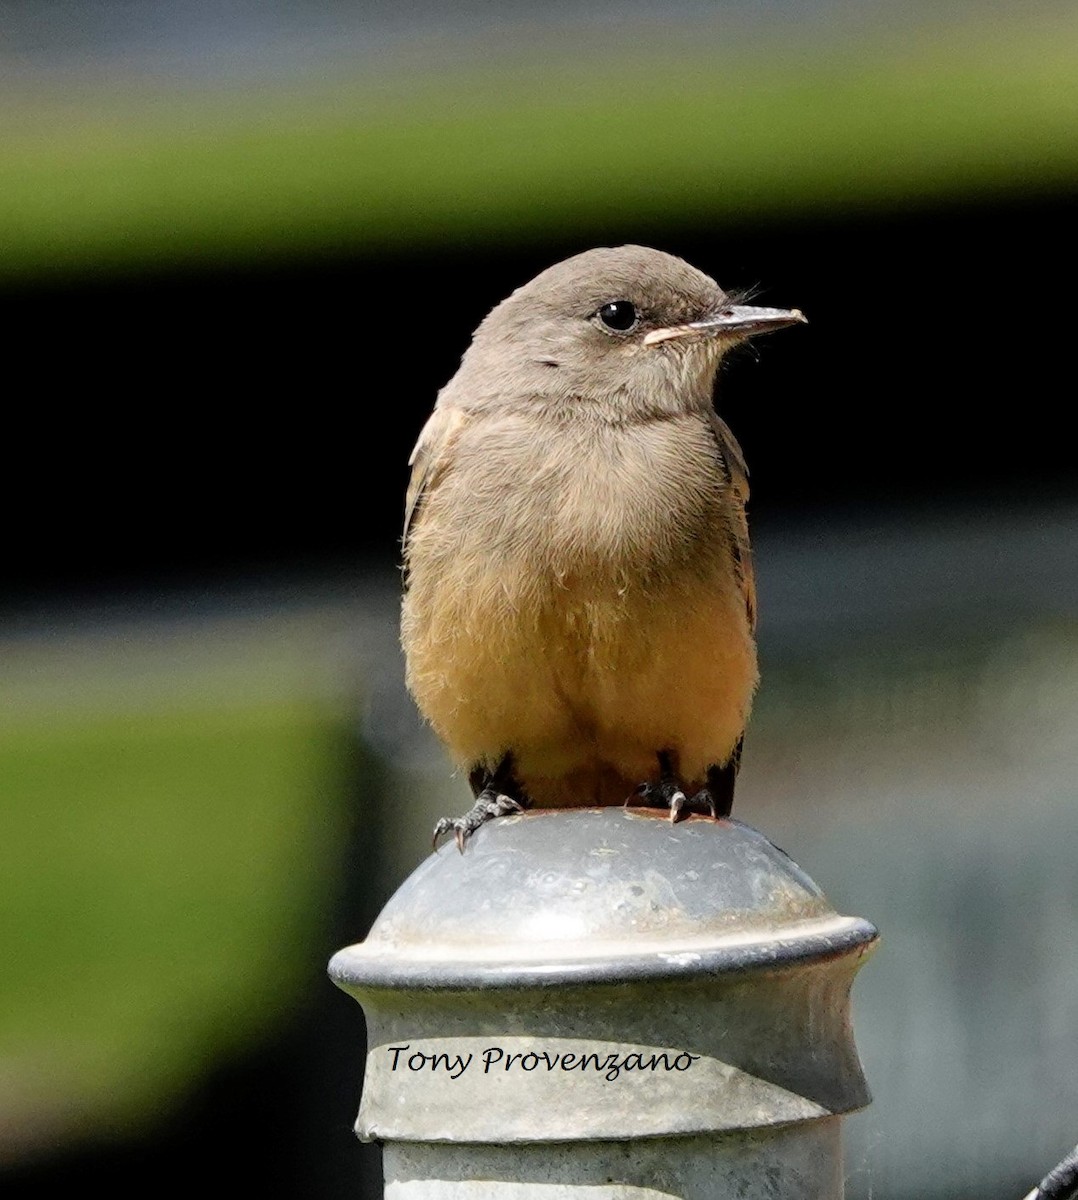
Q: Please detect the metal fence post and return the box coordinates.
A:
[330,807,877,1199]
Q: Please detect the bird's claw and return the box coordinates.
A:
[686,788,719,819]
[432,788,525,853]
[666,789,689,823]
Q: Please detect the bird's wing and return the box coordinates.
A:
[402,405,466,580]
[709,412,756,634]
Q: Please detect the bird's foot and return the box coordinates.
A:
[628,749,734,823]
[632,777,718,823]
[433,787,526,853]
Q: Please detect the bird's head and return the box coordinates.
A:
[449,245,805,421]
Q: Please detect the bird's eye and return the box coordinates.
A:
[596,300,638,332]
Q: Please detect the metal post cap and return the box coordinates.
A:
[331,810,877,1147]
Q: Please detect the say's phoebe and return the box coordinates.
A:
[401,245,804,848]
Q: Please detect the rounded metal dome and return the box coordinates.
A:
[331,808,877,989]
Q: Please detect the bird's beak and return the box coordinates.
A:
[643,305,807,347]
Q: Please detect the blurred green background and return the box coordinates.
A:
[1,2,1076,1198]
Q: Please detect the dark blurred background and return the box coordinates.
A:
[2,2,1076,1198]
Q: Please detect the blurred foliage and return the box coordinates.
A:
[0,612,358,1159]
[2,10,1078,279]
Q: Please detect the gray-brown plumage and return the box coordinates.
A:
[400,246,804,847]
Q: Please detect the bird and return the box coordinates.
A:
[400,245,805,849]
